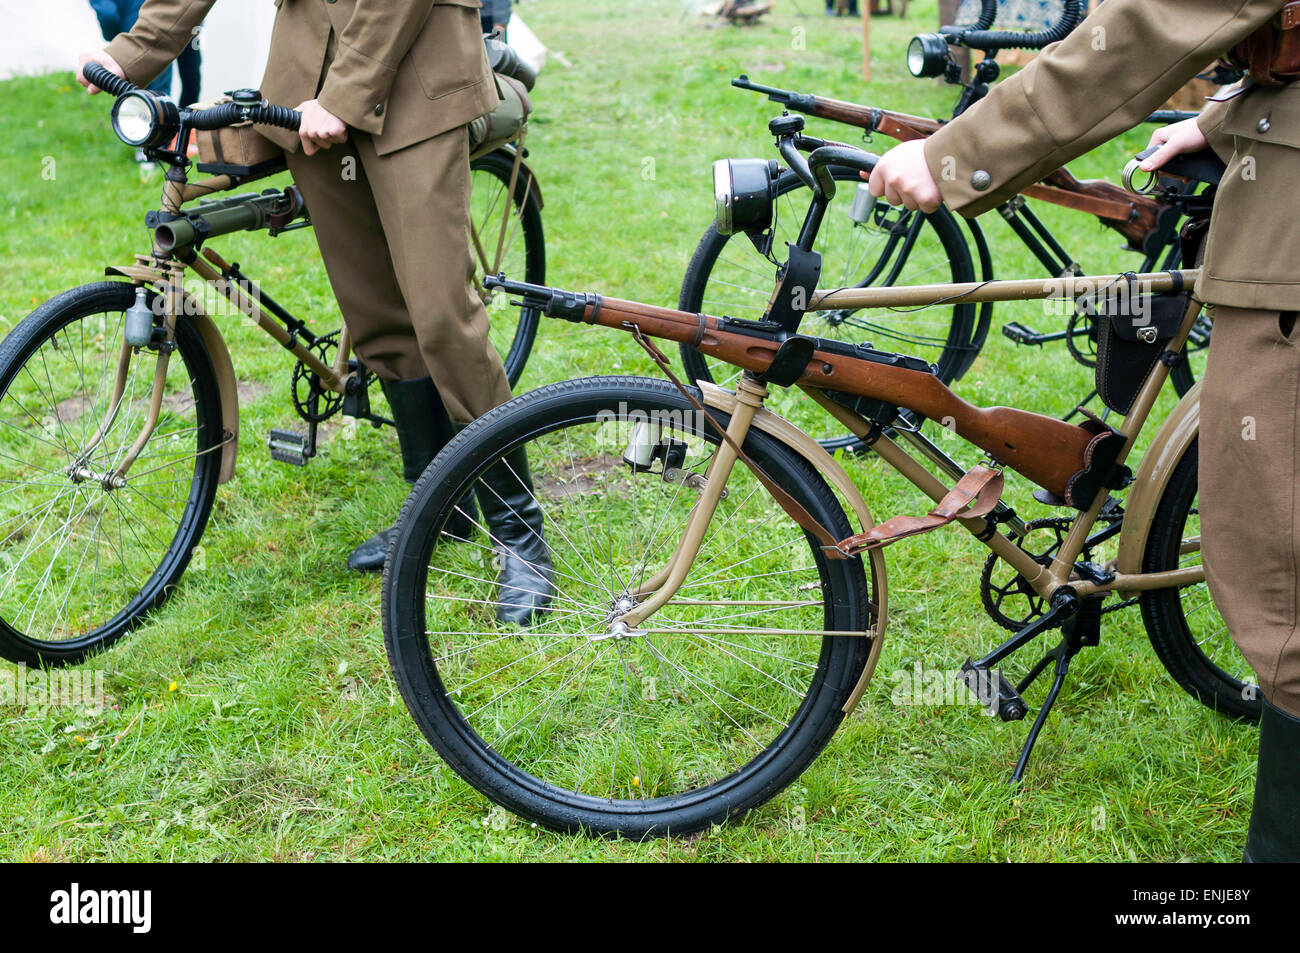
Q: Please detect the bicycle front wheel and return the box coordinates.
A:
[678,164,978,450]
[383,376,874,836]
[0,282,222,665]
[470,148,545,386]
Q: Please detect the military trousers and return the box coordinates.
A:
[1200,305,1300,717]
[285,125,513,424]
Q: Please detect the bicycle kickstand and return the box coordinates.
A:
[1008,594,1105,782]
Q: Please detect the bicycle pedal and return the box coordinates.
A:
[1001,322,1043,346]
[960,659,1028,721]
[268,428,312,466]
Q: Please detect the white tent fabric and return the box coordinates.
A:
[2,1,544,101]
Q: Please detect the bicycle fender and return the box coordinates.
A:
[698,381,887,714]
[483,144,544,210]
[1115,380,1200,589]
[106,264,240,484]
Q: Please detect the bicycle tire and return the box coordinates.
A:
[1139,437,1261,721]
[383,375,873,836]
[0,282,222,665]
[470,149,544,387]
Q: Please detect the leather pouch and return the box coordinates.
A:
[1091,292,1187,415]
[193,96,285,178]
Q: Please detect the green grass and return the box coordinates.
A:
[0,0,1255,860]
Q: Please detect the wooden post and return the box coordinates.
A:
[862,1,871,80]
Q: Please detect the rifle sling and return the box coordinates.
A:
[836,464,1004,554]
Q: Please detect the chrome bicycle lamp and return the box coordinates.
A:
[712,158,780,236]
[110,90,180,150]
[907,33,951,78]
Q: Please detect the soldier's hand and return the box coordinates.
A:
[77,52,125,94]
[296,100,348,156]
[1139,118,1209,172]
[864,139,942,213]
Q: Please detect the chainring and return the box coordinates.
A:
[291,332,342,423]
[980,514,1136,631]
[980,517,1072,632]
[1065,305,1099,369]
[290,330,376,424]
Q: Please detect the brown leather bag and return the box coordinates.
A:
[1224,1,1300,86]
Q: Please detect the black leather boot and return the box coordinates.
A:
[346,377,478,572]
[476,447,553,625]
[1243,697,1300,862]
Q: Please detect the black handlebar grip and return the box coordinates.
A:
[246,104,301,131]
[957,0,1081,52]
[186,102,301,132]
[187,103,244,130]
[82,62,135,97]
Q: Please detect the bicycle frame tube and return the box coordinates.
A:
[91,238,346,485]
[622,375,766,627]
[189,249,345,393]
[519,271,1205,634]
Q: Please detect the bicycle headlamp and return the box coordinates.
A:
[110,90,180,149]
[713,158,780,237]
[907,34,951,78]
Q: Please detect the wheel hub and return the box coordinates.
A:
[593,594,642,641]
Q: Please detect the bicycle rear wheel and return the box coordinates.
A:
[0,282,222,665]
[1140,437,1260,720]
[383,376,875,836]
[470,148,544,386]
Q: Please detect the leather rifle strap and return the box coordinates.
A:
[836,464,1004,554]
[629,325,851,559]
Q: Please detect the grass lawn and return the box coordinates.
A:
[0,0,1256,860]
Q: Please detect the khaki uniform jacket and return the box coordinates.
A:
[923,0,1298,311]
[105,0,499,155]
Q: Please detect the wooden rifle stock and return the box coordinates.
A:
[571,295,1102,499]
[804,99,943,142]
[1023,169,1173,254]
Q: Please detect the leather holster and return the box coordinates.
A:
[1224,1,1300,86]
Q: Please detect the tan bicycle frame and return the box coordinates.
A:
[611,273,1206,697]
[93,147,525,487]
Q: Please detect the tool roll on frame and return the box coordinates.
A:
[469,36,536,159]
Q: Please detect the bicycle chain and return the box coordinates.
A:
[1065,306,1098,369]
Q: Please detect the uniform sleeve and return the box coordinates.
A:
[103,0,215,89]
[923,0,1282,217]
[315,0,437,135]
[1197,90,1238,161]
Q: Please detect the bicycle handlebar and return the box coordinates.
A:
[83,62,135,97]
[970,0,997,32]
[82,61,301,131]
[188,101,301,132]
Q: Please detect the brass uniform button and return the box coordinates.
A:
[970,170,991,191]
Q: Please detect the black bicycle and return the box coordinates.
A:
[679,0,1226,449]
